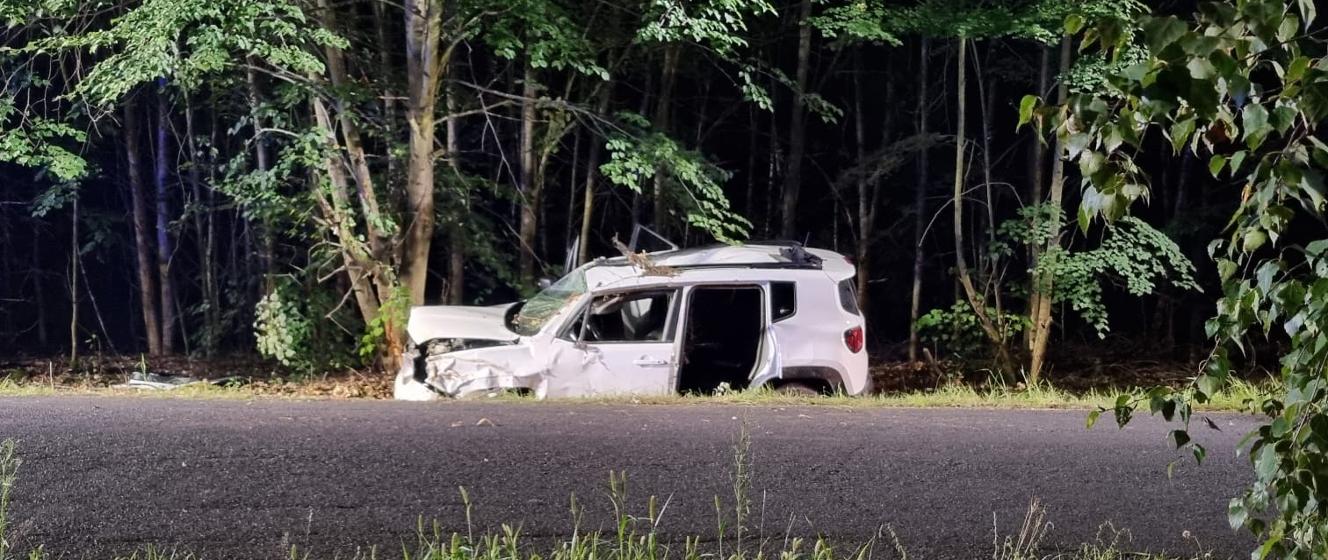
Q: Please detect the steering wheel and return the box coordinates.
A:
[585,319,603,342]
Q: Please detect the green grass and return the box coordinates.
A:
[0,435,1225,560]
[0,375,1274,414]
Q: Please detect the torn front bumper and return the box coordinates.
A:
[393,347,547,401]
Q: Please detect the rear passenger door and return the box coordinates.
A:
[545,289,680,397]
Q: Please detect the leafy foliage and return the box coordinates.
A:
[918,301,1028,360]
[1023,0,1328,555]
[253,284,311,369]
[600,113,750,243]
[999,207,1198,337]
[637,0,773,55]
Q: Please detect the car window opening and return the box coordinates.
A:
[677,286,763,394]
[580,291,674,343]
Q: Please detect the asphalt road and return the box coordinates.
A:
[0,397,1258,559]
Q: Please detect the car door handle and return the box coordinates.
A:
[632,358,670,367]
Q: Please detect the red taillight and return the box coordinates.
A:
[844,326,864,353]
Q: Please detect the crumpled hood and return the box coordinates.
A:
[406,304,520,344]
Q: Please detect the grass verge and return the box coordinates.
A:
[0,376,1273,413]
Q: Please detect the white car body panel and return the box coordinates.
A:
[406,305,519,344]
[395,244,868,400]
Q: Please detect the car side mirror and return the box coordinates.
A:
[538,278,553,290]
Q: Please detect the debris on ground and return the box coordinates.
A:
[114,372,247,390]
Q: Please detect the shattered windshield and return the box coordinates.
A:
[510,267,588,336]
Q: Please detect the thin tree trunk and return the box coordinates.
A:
[566,129,580,255]
[69,192,79,364]
[31,231,48,348]
[951,36,1014,373]
[745,106,759,221]
[651,45,679,233]
[577,84,612,266]
[184,94,219,356]
[372,0,396,180]
[518,63,539,286]
[1025,45,1050,350]
[765,97,780,238]
[976,41,1005,338]
[310,96,382,328]
[154,83,178,354]
[908,38,930,364]
[1027,35,1073,384]
[779,0,813,239]
[320,0,389,267]
[852,53,871,313]
[444,83,466,305]
[124,100,162,355]
[245,62,275,294]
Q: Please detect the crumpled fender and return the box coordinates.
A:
[416,344,549,399]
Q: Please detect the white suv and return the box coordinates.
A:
[394,243,869,400]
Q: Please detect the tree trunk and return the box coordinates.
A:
[154,83,178,354]
[372,0,396,180]
[577,84,612,266]
[244,62,276,295]
[908,38,930,364]
[401,0,444,318]
[184,95,220,356]
[951,36,1014,373]
[651,45,679,233]
[977,41,1006,339]
[320,0,389,267]
[745,106,759,221]
[852,53,871,314]
[518,63,539,286]
[310,96,382,329]
[1025,45,1050,350]
[779,0,813,239]
[124,100,162,355]
[1027,35,1073,384]
[444,83,466,305]
[31,231,48,348]
[69,192,79,364]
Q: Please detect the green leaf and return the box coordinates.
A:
[1142,17,1187,56]
[1170,117,1196,153]
[1173,429,1195,448]
[1256,444,1279,480]
[1086,409,1101,429]
[1229,150,1247,174]
[1242,104,1270,150]
[1018,95,1038,127]
[1064,14,1085,35]
[1229,499,1248,529]
[1208,155,1227,178]
[1185,58,1215,80]
[1243,228,1268,253]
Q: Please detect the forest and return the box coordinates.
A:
[5,0,1328,552]
[0,0,1224,381]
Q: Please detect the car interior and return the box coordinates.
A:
[576,291,674,343]
[677,286,764,394]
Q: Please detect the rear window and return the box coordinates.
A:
[837,279,860,316]
[771,282,797,322]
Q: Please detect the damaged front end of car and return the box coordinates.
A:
[393,304,553,400]
[395,338,549,400]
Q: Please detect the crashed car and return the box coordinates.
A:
[394,242,869,400]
